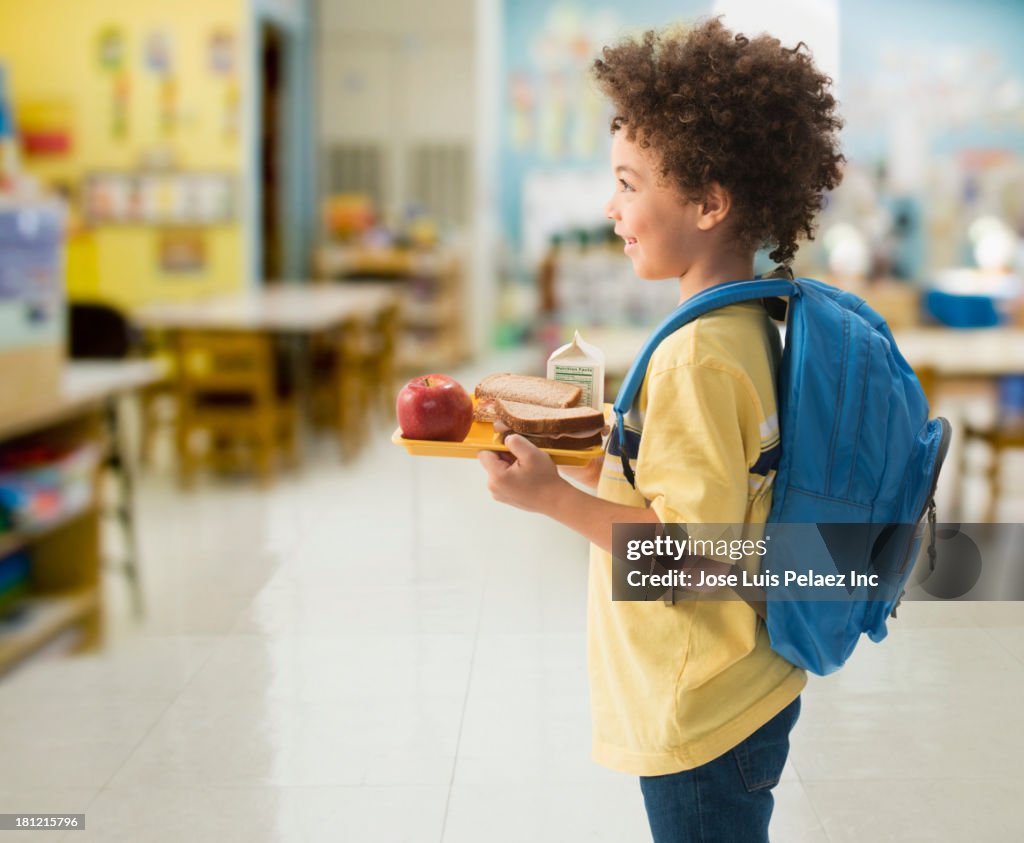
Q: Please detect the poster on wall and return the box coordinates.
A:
[143,29,174,76]
[192,174,234,222]
[143,28,178,137]
[18,100,73,158]
[0,204,65,349]
[158,229,207,274]
[96,26,129,139]
[208,29,235,75]
[208,29,239,141]
[83,172,236,225]
[506,5,620,161]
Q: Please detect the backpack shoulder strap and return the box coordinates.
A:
[611,277,800,487]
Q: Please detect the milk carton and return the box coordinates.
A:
[547,331,604,411]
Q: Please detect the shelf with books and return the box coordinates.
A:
[0,589,100,674]
[0,498,98,560]
[0,410,104,676]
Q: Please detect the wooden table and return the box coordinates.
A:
[890,327,1024,378]
[0,359,167,444]
[132,285,401,469]
[133,284,399,334]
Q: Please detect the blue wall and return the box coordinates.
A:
[500,0,709,249]
[839,0,1024,162]
[498,0,1024,254]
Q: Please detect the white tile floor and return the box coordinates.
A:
[1,349,1023,841]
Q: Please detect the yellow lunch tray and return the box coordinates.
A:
[392,403,609,467]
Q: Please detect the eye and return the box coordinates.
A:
[618,178,634,192]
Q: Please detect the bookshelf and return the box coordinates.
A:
[317,244,466,371]
[0,360,163,676]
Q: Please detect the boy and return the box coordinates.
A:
[478,18,843,842]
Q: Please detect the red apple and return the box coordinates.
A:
[396,374,474,441]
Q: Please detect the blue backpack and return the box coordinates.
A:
[612,276,952,675]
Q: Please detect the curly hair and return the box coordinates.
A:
[593,18,844,266]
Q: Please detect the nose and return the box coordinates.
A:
[605,194,619,221]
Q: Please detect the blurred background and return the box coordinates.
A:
[0,0,1023,841]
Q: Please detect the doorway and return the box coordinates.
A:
[259,22,285,281]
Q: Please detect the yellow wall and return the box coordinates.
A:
[0,0,248,307]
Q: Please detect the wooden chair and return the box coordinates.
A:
[174,331,298,486]
[68,301,141,358]
[959,373,1024,521]
[309,316,370,459]
[308,303,400,458]
[336,316,372,456]
[962,422,1024,521]
[914,366,937,410]
[138,329,178,468]
[67,301,147,616]
[360,301,401,420]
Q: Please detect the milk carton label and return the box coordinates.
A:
[547,330,605,411]
[551,363,597,408]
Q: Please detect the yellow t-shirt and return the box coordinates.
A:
[589,301,806,776]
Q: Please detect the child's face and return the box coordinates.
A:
[604,131,702,281]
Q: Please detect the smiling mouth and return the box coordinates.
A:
[624,237,637,245]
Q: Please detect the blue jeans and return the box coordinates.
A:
[639,697,800,843]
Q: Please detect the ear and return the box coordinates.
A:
[697,182,732,231]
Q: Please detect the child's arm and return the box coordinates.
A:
[558,456,604,490]
[480,435,734,587]
[479,434,658,553]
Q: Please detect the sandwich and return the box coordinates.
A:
[492,399,607,450]
[474,373,582,423]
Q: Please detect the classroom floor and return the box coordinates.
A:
[1,350,1023,842]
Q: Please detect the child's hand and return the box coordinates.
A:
[478,434,566,513]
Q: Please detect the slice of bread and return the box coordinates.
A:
[475,373,581,408]
[494,399,604,435]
